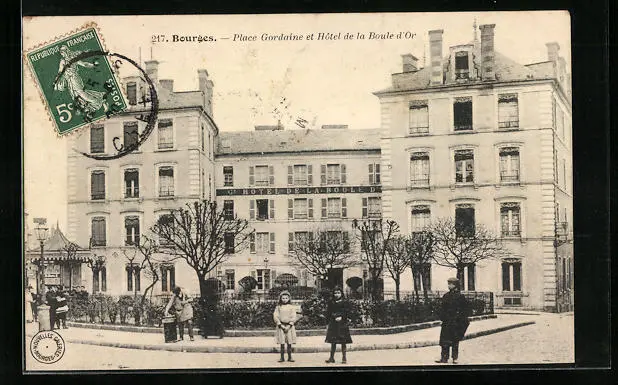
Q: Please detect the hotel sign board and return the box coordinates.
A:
[216,185,382,196]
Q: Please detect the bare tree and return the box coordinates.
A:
[288,225,356,289]
[429,217,508,284]
[59,241,80,290]
[408,231,437,301]
[353,219,400,300]
[384,235,410,301]
[152,200,254,298]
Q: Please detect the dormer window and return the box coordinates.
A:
[455,52,470,80]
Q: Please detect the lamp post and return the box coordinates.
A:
[33,222,50,331]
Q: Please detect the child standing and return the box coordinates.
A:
[324,286,352,364]
[273,290,301,362]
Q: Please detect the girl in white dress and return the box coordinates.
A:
[273,290,302,362]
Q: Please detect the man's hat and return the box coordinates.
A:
[447,277,460,284]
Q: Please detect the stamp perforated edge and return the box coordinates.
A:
[24,21,127,139]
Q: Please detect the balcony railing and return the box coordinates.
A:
[409,178,430,188]
[500,171,520,182]
[499,120,520,129]
[409,126,429,134]
[159,187,175,197]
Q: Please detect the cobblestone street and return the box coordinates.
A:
[25,313,573,371]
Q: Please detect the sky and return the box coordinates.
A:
[23,11,571,234]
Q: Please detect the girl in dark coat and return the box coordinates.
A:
[436,277,470,364]
[324,286,353,364]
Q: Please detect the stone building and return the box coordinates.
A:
[375,24,572,311]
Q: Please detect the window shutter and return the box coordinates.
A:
[249,200,255,220]
[169,267,175,290]
[308,198,314,218]
[368,164,374,184]
[288,199,294,219]
[321,198,327,218]
[513,263,521,291]
[288,232,294,252]
[127,268,133,292]
[502,263,510,291]
[307,165,313,185]
[269,165,275,185]
[342,198,347,218]
[269,199,275,219]
[288,166,293,185]
[320,165,326,185]
[269,233,276,253]
[161,266,167,291]
[101,267,107,292]
[467,264,475,291]
[362,197,368,218]
[375,164,381,184]
[249,166,255,186]
[250,233,256,253]
[341,164,347,184]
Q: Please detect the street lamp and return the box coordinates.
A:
[33,223,50,331]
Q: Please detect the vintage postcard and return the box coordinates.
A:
[23,12,573,371]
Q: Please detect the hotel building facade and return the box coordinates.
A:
[60,24,572,311]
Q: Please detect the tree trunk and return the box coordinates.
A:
[395,278,400,302]
[198,275,209,298]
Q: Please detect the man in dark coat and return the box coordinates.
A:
[436,277,470,364]
[45,286,58,330]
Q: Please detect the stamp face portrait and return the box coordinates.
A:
[30,330,65,364]
[26,24,127,136]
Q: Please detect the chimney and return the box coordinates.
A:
[428,29,444,85]
[479,24,496,81]
[159,79,174,92]
[546,42,560,62]
[198,69,214,117]
[144,60,159,85]
[401,54,419,72]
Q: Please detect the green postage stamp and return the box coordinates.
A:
[26,23,127,135]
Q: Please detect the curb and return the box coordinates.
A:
[27,320,535,354]
[66,314,497,337]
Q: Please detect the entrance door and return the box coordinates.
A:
[327,268,344,290]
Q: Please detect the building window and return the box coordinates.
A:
[457,263,476,291]
[289,164,310,186]
[124,216,140,246]
[410,152,430,187]
[499,147,520,183]
[126,264,141,292]
[157,214,174,246]
[252,232,274,254]
[321,164,346,185]
[224,233,235,254]
[91,170,105,200]
[225,269,235,290]
[293,198,309,219]
[502,260,522,292]
[411,263,431,292]
[368,163,381,185]
[158,119,173,149]
[454,149,474,183]
[501,203,521,237]
[123,122,139,149]
[289,231,310,252]
[362,197,381,218]
[223,200,234,220]
[126,82,137,105]
[411,206,431,232]
[158,167,174,197]
[322,197,346,218]
[454,51,469,80]
[91,217,106,247]
[161,265,175,292]
[250,199,274,220]
[223,166,234,186]
[453,97,473,131]
[498,94,519,128]
[253,165,271,186]
[409,102,429,134]
[455,204,475,237]
[92,266,107,293]
[257,269,271,290]
[124,168,139,198]
[90,125,104,153]
[325,231,350,253]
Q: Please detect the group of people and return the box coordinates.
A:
[25,285,80,330]
[272,277,471,365]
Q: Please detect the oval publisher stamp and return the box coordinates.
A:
[30,330,66,364]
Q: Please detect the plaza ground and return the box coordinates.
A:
[24,312,573,370]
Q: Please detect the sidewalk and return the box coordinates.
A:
[25,314,536,353]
